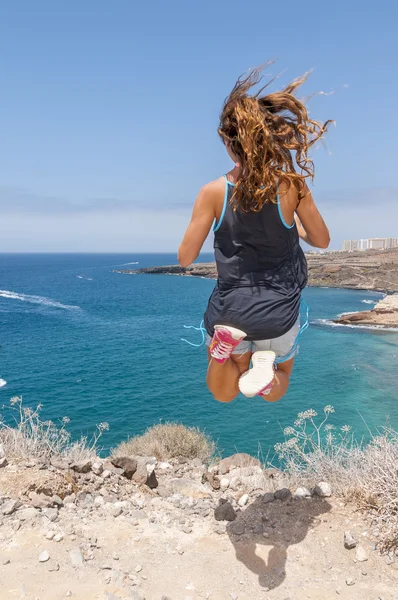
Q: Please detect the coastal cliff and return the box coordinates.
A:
[114,247,398,293]
[334,294,398,328]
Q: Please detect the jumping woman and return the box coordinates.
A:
[178,65,331,404]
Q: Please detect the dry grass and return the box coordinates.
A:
[0,396,108,462]
[275,406,398,553]
[113,422,216,462]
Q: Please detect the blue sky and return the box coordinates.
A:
[0,0,397,251]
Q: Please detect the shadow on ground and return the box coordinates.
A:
[226,493,332,590]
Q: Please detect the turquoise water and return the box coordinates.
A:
[1,253,397,459]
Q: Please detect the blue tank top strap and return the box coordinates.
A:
[213,175,229,232]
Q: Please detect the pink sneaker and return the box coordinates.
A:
[209,326,247,364]
[238,351,276,398]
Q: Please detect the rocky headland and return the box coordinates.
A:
[334,294,398,328]
[114,248,398,294]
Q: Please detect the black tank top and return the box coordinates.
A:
[204,177,308,341]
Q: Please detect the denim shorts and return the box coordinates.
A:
[206,319,301,364]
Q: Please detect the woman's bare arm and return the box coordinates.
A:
[178,183,218,267]
[295,184,330,249]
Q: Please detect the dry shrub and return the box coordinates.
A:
[113,422,216,462]
[0,396,107,462]
[275,406,398,553]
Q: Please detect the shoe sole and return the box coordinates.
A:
[238,351,276,398]
[213,325,247,341]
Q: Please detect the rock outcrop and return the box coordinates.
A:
[334,294,398,328]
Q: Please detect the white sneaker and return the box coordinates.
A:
[238,351,276,398]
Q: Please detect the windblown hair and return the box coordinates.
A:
[218,64,333,212]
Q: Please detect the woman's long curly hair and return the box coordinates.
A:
[218,64,333,212]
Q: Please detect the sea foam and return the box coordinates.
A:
[0,290,80,311]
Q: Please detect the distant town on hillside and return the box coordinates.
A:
[342,237,398,252]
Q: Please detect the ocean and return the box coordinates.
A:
[1,253,397,460]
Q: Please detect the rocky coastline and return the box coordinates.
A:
[114,248,398,294]
[334,294,398,328]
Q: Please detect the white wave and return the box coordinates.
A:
[76,276,83,279]
[0,378,7,389]
[76,276,93,281]
[312,318,398,333]
[362,299,377,305]
[0,290,80,311]
[122,262,139,265]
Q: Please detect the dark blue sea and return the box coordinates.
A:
[1,253,397,459]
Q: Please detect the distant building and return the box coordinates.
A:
[343,240,359,251]
[342,238,398,251]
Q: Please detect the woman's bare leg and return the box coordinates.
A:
[261,357,295,403]
[207,349,251,403]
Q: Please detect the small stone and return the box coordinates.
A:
[135,564,143,573]
[63,493,76,505]
[130,592,146,600]
[64,523,75,535]
[262,492,275,504]
[0,443,4,458]
[274,488,292,501]
[355,546,368,562]
[2,499,20,515]
[92,461,104,476]
[66,592,72,597]
[220,478,230,491]
[110,505,122,518]
[29,492,50,509]
[48,562,60,572]
[344,531,357,550]
[238,494,249,507]
[159,462,172,470]
[54,533,63,542]
[105,594,121,600]
[50,456,69,470]
[71,460,92,473]
[3,558,10,565]
[214,501,236,522]
[102,470,112,479]
[51,495,64,507]
[0,457,8,469]
[181,525,193,534]
[46,531,55,540]
[43,508,58,522]
[294,487,311,499]
[230,521,245,535]
[111,457,137,479]
[314,482,332,498]
[170,478,211,499]
[39,550,50,562]
[361,569,367,576]
[345,577,355,586]
[69,547,84,566]
[218,453,262,475]
[12,519,21,531]
[176,545,184,555]
[112,552,119,560]
[230,594,238,600]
